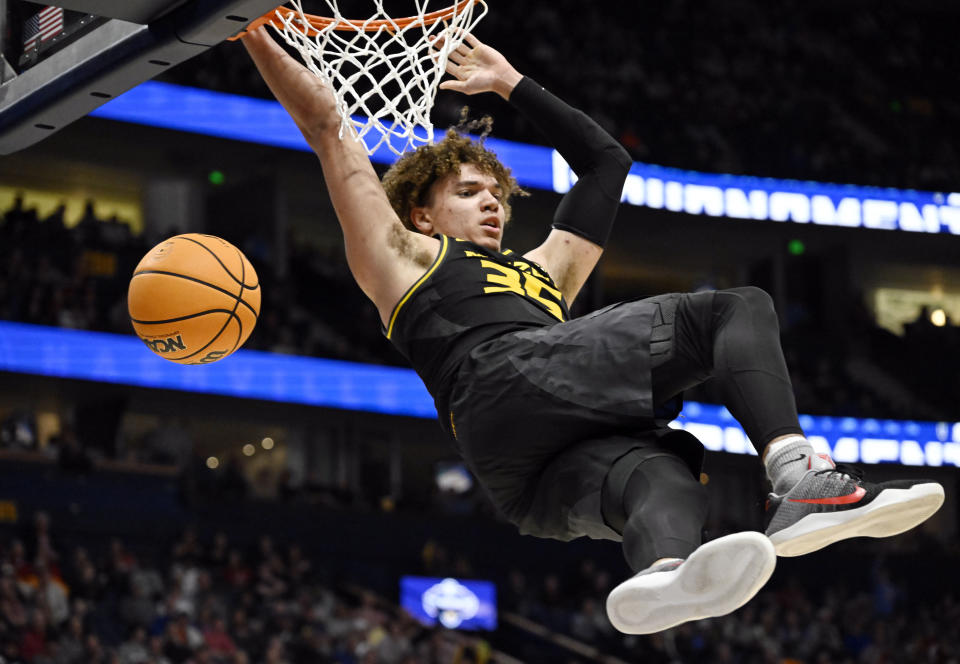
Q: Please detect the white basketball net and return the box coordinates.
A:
[269,0,488,156]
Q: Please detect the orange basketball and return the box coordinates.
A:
[128,234,261,364]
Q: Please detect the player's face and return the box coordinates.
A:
[418,163,506,251]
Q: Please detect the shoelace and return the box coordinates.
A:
[814,463,864,483]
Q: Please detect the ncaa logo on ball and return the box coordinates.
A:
[140,332,187,354]
[151,241,175,259]
[189,350,229,365]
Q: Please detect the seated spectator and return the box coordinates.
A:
[0,575,28,634]
[19,608,51,662]
[202,616,237,658]
[164,611,203,662]
[117,625,150,664]
[55,614,87,664]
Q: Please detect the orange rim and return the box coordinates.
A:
[230,0,480,40]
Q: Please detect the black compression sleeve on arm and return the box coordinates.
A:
[508,77,631,247]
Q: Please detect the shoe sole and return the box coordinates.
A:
[769,482,945,557]
[605,531,776,635]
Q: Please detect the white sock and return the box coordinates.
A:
[764,436,833,494]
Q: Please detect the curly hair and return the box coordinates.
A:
[381,115,526,231]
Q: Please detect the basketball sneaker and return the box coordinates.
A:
[765,462,945,557]
[605,531,776,634]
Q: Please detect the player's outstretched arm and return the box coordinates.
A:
[437,34,632,306]
[242,28,439,322]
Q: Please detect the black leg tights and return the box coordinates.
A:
[620,453,709,572]
[649,287,803,453]
[612,287,802,571]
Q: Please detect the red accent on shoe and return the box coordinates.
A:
[787,486,866,505]
[808,453,836,470]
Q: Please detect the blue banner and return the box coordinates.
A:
[90,82,959,234]
[1,321,958,466]
[0,321,435,418]
[671,401,960,468]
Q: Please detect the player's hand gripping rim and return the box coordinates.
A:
[241,26,341,140]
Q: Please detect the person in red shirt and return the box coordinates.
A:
[19,609,50,662]
[203,616,238,656]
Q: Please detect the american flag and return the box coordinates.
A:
[22,6,65,51]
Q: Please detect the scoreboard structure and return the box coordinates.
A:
[0,0,281,154]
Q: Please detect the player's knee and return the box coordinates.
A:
[639,456,708,516]
[602,451,706,534]
[721,286,776,319]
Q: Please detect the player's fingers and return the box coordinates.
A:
[444,60,464,78]
[448,26,478,47]
[432,33,471,61]
[241,25,276,52]
[452,38,474,56]
[445,26,467,41]
[439,80,465,93]
[440,28,472,51]
[244,27,303,74]
[447,49,469,65]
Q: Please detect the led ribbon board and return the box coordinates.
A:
[0,321,435,418]
[672,401,960,468]
[90,82,960,233]
[1,321,958,466]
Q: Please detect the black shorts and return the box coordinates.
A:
[446,294,704,542]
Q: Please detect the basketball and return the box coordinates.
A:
[128,233,261,365]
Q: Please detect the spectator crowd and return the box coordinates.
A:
[0,513,492,664]
[166,0,959,192]
[2,509,958,664]
[0,194,390,367]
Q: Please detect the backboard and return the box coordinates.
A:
[0,0,283,155]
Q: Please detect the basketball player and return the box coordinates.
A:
[241,27,945,634]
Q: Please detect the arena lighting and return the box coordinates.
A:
[88,82,960,234]
[787,239,806,256]
[2,321,959,467]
